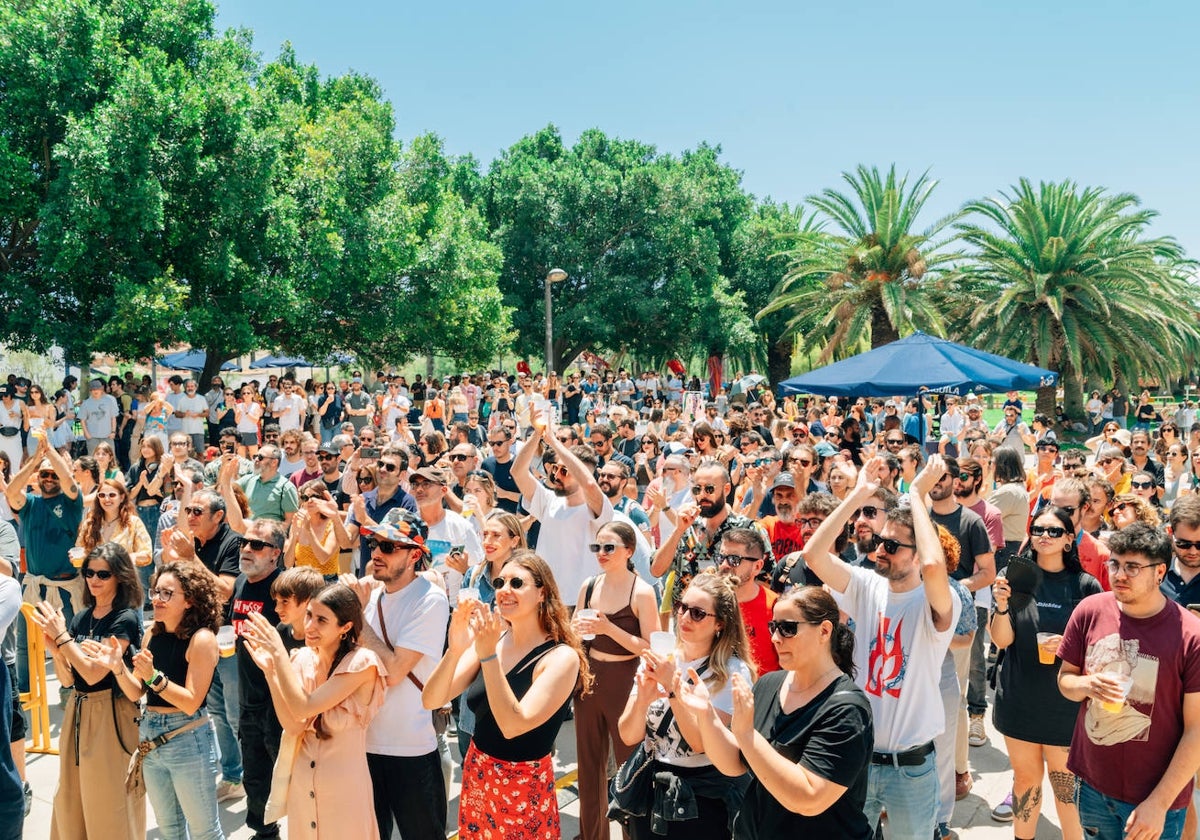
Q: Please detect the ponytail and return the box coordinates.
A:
[831,622,856,679]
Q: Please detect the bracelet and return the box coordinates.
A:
[143,669,162,688]
[55,633,72,647]
[479,653,498,664]
[152,676,169,694]
[993,607,1010,616]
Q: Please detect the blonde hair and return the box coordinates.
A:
[685,571,757,691]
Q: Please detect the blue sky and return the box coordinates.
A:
[216,0,1199,258]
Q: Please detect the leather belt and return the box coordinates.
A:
[871,741,935,767]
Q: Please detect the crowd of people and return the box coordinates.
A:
[2,366,1200,840]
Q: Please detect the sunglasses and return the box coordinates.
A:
[767,619,808,638]
[885,438,905,445]
[1030,524,1067,538]
[791,431,809,438]
[488,438,508,446]
[38,471,59,479]
[1057,505,1078,516]
[1175,537,1200,550]
[792,458,813,468]
[492,576,537,591]
[183,506,207,517]
[83,568,114,580]
[589,543,620,555]
[299,494,321,502]
[877,537,916,555]
[1131,480,1154,489]
[715,552,755,568]
[96,491,121,499]
[856,505,881,519]
[448,454,470,462]
[317,453,337,461]
[368,539,410,554]
[240,537,276,551]
[1110,502,1131,515]
[674,601,715,622]
[378,462,400,473]
[690,484,720,496]
[357,475,375,484]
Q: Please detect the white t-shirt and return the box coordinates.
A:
[834,565,960,751]
[635,655,753,767]
[165,390,184,431]
[381,395,410,431]
[363,579,450,756]
[939,410,965,440]
[176,395,208,435]
[235,401,263,434]
[524,483,614,606]
[272,394,307,432]
[425,511,484,601]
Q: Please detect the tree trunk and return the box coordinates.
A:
[870,301,899,348]
[1061,366,1084,424]
[766,335,794,387]
[1035,385,1056,419]
[200,350,227,389]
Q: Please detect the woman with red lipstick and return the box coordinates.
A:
[990,507,1101,840]
[423,551,589,838]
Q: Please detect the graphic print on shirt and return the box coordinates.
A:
[231,597,266,635]
[1082,632,1156,746]
[866,615,906,698]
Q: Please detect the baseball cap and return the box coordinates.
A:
[769,472,796,493]
[411,466,449,485]
[318,442,339,456]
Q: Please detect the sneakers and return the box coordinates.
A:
[215,779,245,802]
[955,771,972,800]
[967,714,987,747]
[991,792,1014,822]
[934,823,957,840]
[23,781,32,817]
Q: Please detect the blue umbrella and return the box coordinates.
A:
[156,350,237,373]
[777,332,1057,398]
[249,354,312,369]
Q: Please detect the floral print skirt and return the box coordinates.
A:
[458,741,560,839]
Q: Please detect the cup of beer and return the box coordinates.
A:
[216,625,237,658]
[1036,632,1058,665]
[68,547,86,568]
[1101,672,1135,714]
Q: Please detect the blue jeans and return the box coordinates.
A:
[136,505,161,607]
[141,709,225,840]
[863,747,939,839]
[320,425,335,445]
[1077,779,1186,840]
[207,652,242,783]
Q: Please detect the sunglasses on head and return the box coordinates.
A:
[240,537,276,551]
[83,568,114,580]
[492,575,537,591]
[674,601,715,622]
[690,484,720,496]
[1030,524,1067,538]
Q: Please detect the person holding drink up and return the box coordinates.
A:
[989,506,1101,839]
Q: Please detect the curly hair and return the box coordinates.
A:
[150,562,223,640]
[935,524,961,575]
[683,571,757,691]
[1112,493,1161,529]
[79,478,135,552]
[504,550,594,696]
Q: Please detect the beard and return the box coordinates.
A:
[698,495,726,518]
[663,477,677,497]
[544,477,569,498]
[774,503,795,521]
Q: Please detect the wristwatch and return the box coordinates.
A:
[148,671,167,691]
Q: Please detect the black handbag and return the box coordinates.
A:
[608,710,673,820]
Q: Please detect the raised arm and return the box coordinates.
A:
[909,455,954,632]
[511,427,542,501]
[804,457,892,593]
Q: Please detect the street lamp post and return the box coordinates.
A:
[544,268,567,373]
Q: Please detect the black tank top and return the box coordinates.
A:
[146,631,206,708]
[466,640,569,761]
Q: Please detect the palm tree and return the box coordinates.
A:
[957,179,1200,419]
[760,164,962,362]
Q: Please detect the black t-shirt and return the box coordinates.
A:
[321,475,351,509]
[482,455,521,513]
[277,620,306,654]
[195,522,243,582]
[128,460,164,505]
[231,570,282,709]
[67,606,142,692]
[734,671,873,840]
[931,505,992,580]
[993,567,1102,745]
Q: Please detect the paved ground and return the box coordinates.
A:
[20,663,1068,839]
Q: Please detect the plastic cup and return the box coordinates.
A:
[649,631,675,656]
[31,427,46,442]
[460,507,473,519]
[1036,632,1058,665]
[68,547,86,568]
[1100,673,1135,714]
[576,608,598,641]
[458,588,481,605]
[216,625,237,659]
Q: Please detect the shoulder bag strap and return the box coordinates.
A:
[377,592,428,694]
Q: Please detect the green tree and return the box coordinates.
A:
[957,179,1200,418]
[761,165,962,362]
[485,126,751,370]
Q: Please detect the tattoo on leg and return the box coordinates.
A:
[1014,785,1042,822]
[1049,770,1076,804]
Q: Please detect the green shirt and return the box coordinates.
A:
[22,491,83,578]
[237,473,299,522]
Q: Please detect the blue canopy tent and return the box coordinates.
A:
[156,350,237,373]
[777,332,1057,399]
[248,353,356,370]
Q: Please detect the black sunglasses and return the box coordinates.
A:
[877,537,916,555]
[38,471,59,479]
[715,552,755,568]
[448,454,470,462]
[1131,480,1154,489]
[856,505,881,519]
[240,537,277,552]
[368,539,410,554]
[493,575,538,591]
[317,453,337,461]
[183,506,207,517]
[767,619,807,638]
[1030,524,1067,538]
[1175,537,1200,551]
[674,601,715,622]
[83,568,114,580]
[378,462,400,473]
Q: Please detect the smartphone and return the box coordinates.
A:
[451,544,465,555]
[361,446,380,459]
[1188,604,1200,613]
[221,442,236,454]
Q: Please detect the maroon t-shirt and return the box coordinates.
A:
[1058,593,1200,809]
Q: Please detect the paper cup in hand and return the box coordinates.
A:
[576,608,598,641]
[68,547,86,568]
[1036,632,1058,665]
[650,631,675,656]
[217,625,237,658]
[458,588,481,604]
[1101,672,1135,714]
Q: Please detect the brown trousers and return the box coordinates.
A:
[50,687,146,840]
[575,657,640,840]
